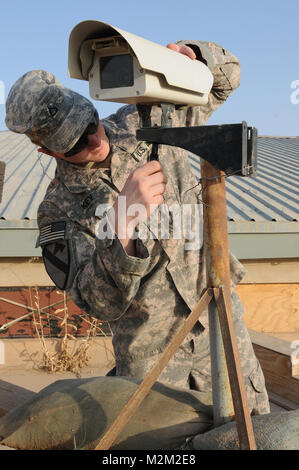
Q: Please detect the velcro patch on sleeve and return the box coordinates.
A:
[42,240,70,290]
[39,221,66,245]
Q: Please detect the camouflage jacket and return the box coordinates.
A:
[37,41,244,368]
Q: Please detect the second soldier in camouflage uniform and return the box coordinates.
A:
[5,40,270,415]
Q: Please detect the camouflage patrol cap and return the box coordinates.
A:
[5,70,96,153]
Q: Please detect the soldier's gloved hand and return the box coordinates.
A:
[166,43,196,60]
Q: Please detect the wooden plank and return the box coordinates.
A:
[239,259,299,284]
[252,344,299,404]
[0,379,36,417]
[249,329,299,376]
[252,343,291,381]
[268,391,299,411]
[237,284,299,334]
[249,330,299,403]
[249,329,297,358]
[263,372,299,404]
[214,287,256,450]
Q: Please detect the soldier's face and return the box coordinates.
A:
[40,121,111,166]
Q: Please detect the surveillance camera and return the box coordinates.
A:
[68,20,213,106]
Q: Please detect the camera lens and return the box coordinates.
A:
[100,54,134,89]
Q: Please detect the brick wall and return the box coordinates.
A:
[0,287,111,338]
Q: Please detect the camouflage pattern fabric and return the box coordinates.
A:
[5,70,95,153]
[36,41,269,415]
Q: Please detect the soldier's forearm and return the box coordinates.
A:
[176,39,241,95]
[107,204,137,257]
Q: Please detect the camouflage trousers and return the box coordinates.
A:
[116,291,270,416]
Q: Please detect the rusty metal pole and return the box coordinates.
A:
[200,159,235,425]
[200,159,257,449]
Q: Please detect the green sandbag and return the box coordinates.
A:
[186,410,299,450]
[0,376,213,450]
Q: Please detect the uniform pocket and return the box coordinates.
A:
[247,361,270,415]
[248,361,266,393]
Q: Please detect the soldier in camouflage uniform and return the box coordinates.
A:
[5,40,270,415]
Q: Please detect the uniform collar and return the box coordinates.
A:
[102,117,151,192]
[56,119,151,194]
[55,158,108,193]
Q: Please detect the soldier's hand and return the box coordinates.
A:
[166,43,196,60]
[108,161,167,255]
[119,160,167,219]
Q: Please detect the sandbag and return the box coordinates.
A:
[0,376,213,450]
[185,410,299,450]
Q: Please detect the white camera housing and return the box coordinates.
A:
[68,20,214,106]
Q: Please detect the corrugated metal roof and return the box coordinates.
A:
[0,131,56,220]
[189,136,299,222]
[0,130,298,223]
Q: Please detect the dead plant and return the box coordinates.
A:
[28,287,110,377]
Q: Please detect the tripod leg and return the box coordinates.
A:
[214,286,257,450]
[95,288,213,450]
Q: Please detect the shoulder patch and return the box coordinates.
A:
[39,221,66,245]
[131,141,151,161]
[42,240,70,290]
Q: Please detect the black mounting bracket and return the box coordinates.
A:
[136,121,257,177]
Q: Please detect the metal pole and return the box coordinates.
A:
[208,297,235,425]
[200,159,257,449]
[200,159,235,425]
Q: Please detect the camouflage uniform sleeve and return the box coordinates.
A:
[174,40,241,125]
[72,229,151,322]
[37,201,150,322]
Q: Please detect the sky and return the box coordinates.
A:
[0,0,298,136]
